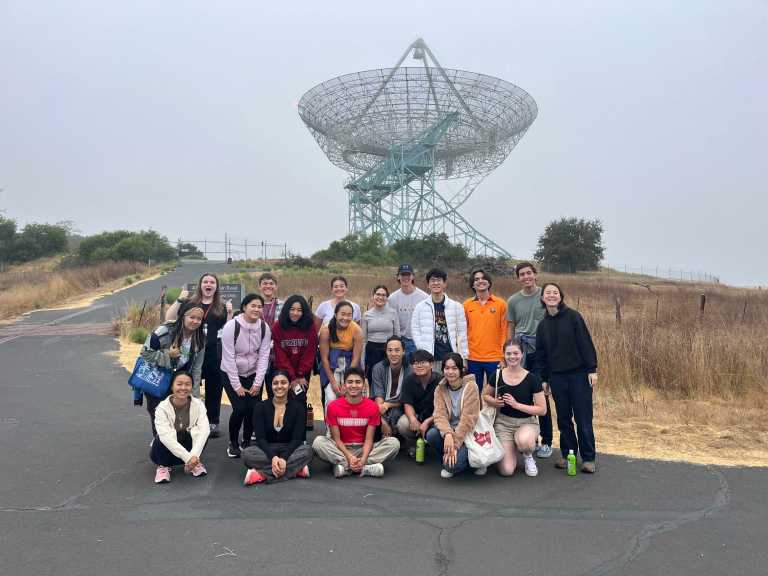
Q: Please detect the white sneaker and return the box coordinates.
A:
[524,454,539,477]
[473,466,488,476]
[536,444,553,458]
[360,463,384,477]
[440,469,454,479]
[333,464,350,478]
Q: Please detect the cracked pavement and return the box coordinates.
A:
[1,262,765,575]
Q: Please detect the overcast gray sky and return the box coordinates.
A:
[1,1,766,286]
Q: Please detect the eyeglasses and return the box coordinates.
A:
[412,360,431,366]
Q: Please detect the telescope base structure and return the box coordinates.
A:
[347,180,511,259]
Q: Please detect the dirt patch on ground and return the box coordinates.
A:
[110,337,768,466]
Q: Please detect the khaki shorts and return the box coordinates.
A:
[494,414,539,443]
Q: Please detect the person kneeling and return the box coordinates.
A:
[151,371,210,484]
[241,370,313,485]
[313,367,400,478]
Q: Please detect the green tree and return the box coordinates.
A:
[0,215,17,266]
[78,230,176,263]
[312,233,389,264]
[12,223,69,262]
[389,233,469,268]
[534,217,604,273]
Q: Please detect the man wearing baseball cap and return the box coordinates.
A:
[388,264,428,360]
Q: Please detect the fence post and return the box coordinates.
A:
[614,297,622,324]
[741,297,748,323]
[698,293,706,319]
[159,285,167,320]
[655,297,660,322]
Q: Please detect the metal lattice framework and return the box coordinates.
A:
[298,38,537,258]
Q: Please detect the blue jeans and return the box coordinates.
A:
[425,427,471,475]
[550,371,595,462]
[466,360,499,392]
[523,350,552,446]
[402,337,417,362]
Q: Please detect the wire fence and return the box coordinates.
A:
[607,264,720,284]
[177,236,289,263]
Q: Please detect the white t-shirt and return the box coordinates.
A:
[388,287,428,339]
[315,299,362,325]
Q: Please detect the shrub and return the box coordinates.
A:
[165,287,182,304]
[130,327,149,344]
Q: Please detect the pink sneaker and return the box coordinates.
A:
[154,466,171,484]
[191,462,207,477]
[243,469,267,486]
[295,465,310,479]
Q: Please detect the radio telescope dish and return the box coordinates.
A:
[299,38,537,258]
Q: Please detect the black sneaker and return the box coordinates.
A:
[209,423,221,438]
[227,443,241,458]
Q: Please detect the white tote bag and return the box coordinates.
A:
[463,383,504,468]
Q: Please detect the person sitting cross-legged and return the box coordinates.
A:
[241,370,313,485]
[312,367,400,478]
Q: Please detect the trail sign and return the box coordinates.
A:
[186,283,242,309]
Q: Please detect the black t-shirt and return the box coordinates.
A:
[400,372,441,421]
[432,300,452,362]
[491,370,543,419]
[199,302,227,361]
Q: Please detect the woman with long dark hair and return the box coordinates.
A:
[220,293,272,459]
[165,273,233,438]
[151,371,210,484]
[535,283,599,473]
[427,353,482,478]
[271,294,318,404]
[361,284,399,384]
[139,301,206,436]
[242,370,313,484]
[318,301,363,409]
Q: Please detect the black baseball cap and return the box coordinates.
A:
[397,264,414,274]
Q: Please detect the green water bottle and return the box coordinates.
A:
[415,437,426,464]
[567,449,577,476]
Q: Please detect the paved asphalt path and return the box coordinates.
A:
[1,262,765,575]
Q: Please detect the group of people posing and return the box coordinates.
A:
[134,262,598,485]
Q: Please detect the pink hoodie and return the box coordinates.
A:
[220,315,272,391]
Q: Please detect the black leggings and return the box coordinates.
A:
[201,360,223,425]
[223,374,262,447]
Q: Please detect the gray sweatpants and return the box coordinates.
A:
[241,443,313,483]
[312,436,400,472]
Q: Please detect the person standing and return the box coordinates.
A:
[220,294,272,458]
[312,367,400,478]
[397,349,441,457]
[318,301,364,409]
[271,294,318,405]
[138,301,206,437]
[165,273,233,438]
[258,272,284,399]
[371,336,411,438]
[506,262,552,458]
[411,268,468,369]
[388,264,428,359]
[241,370,313,485]
[536,283,599,473]
[463,269,507,392]
[361,285,400,385]
[315,276,362,324]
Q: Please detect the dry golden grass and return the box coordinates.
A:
[0,258,153,321]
